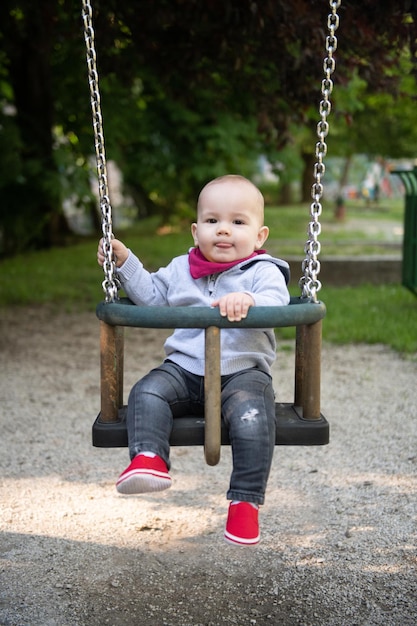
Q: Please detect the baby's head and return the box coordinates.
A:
[192,175,269,263]
[197,175,265,224]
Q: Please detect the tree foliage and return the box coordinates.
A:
[330,53,417,160]
[0,0,417,254]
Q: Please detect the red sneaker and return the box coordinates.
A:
[224,502,260,546]
[116,454,171,494]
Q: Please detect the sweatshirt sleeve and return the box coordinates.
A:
[115,250,171,305]
[245,261,290,307]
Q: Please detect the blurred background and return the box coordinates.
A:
[1,0,417,252]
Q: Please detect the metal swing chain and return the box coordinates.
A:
[82,0,120,302]
[300,0,341,301]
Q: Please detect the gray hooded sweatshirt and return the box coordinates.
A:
[116,250,290,376]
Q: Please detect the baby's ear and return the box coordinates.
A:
[256,225,269,248]
[191,223,198,245]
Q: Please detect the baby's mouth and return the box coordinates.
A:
[215,242,233,249]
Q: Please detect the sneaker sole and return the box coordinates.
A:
[116,469,171,495]
[224,530,260,546]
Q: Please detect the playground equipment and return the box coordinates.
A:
[82,0,342,465]
[392,167,417,296]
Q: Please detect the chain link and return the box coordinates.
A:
[300,0,341,301]
[82,0,120,302]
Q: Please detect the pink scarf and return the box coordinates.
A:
[188,247,266,279]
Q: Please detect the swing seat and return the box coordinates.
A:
[94,297,328,461]
[92,403,329,448]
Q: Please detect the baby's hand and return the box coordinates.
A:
[212,292,255,322]
[97,238,129,268]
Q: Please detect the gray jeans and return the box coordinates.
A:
[126,361,276,504]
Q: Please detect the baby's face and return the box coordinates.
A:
[191,181,269,263]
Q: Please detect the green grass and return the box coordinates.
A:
[1,200,416,355]
[264,197,404,257]
[0,241,104,310]
[321,284,417,352]
[276,284,417,355]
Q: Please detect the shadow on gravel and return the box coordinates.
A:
[1,526,416,626]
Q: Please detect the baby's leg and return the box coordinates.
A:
[116,362,197,494]
[126,361,194,467]
[221,368,276,545]
[221,368,276,506]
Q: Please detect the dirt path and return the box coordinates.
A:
[0,307,416,625]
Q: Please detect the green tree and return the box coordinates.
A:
[333,64,417,160]
[322,51,417,212]
[0,0,417,255]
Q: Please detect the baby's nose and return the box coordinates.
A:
[216,222,231,234]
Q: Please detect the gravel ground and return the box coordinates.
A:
[0,306,416,626]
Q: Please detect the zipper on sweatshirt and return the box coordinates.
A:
[208,274,216,296]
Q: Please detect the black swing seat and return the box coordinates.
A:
[92,404,329,448]
[94,296,329,450]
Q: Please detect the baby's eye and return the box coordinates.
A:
[233,219,245,225]
[206,218,217,224]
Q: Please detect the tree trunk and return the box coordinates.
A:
[279,182,293,205]
[334,155,352,221]
[123,180,159,220]
[301,150,316,203]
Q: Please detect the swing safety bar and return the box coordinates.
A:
[96,296,325,329]
[94,297,328,465]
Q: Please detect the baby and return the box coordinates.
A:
[97,174,290,545]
